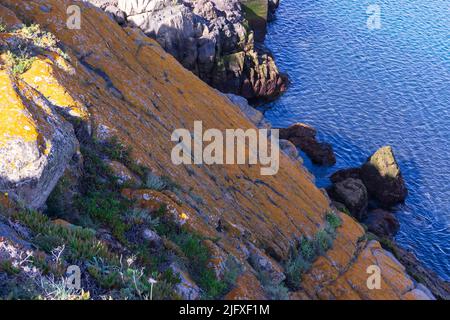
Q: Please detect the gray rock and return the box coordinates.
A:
[225,93,270,128]
[170,263,201,300]
[248,243,285,285]
[142,228,163,248]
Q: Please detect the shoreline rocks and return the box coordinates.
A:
[88,0,288,101]
[279,123,336,166]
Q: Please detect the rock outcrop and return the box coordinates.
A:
[88,0,287,101]
[0,37,81,209]
[0,1,439,300]
[361,146,408,207]
[279,123,336,166]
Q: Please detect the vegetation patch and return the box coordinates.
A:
[285,211,342,290]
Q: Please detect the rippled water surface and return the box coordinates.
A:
[263,0,450,279]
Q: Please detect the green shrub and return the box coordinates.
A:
[145,172,167,191]
[5,50,35,75]
[326,211,342,229]
[315,229,333,254]
[285,253,310,290]
[300,237,316,262]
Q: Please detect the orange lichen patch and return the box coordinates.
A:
[300,256,340,298]
[372,245,415,295]
[0,70,40,147]
[52,219,74,229]
[20,56,88,119]
[224,271,267,300]
[325,276,362,300]
[339,241,400,300]
[325,212,365,272]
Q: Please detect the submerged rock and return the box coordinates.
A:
[361,146,408,207]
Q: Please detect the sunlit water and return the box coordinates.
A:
[263,0,450,280]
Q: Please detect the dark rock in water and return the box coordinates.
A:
[329,178,368,220]
[268,0,280,21]
[279,122,316,140]
[361,146,408,207]
[279,123,336,166]
[363,209,399,238]
[301,140,336,166]
[330,167,362,184]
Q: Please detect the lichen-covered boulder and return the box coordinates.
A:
[361,146,407,207]
[0,70,78,210]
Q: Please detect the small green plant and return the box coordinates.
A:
[145,172,167,191]
[285,253,310,290]
[300,237,315,262]
[315,229,333,254]
[5,50,35,75]
[0,260,21,275]
[326,211,342,229]
[0,22,6,33]
[124,208,160,227]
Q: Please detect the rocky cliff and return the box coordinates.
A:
[0,0,437,300]
[88,0,288,101]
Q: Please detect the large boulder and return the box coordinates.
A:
[0,70,78,210]
[360,146,407,207]
[330,178,368,220]
[363,209,399,238]
[279,123,336,166]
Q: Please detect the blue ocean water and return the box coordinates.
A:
[263,0,450,280]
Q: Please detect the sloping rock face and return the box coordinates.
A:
[0,0,434,300]
[88,0,287,101]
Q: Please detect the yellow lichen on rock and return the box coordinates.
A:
[0,69,40,147]
[20,56,88,119]
[0,0,436,300]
